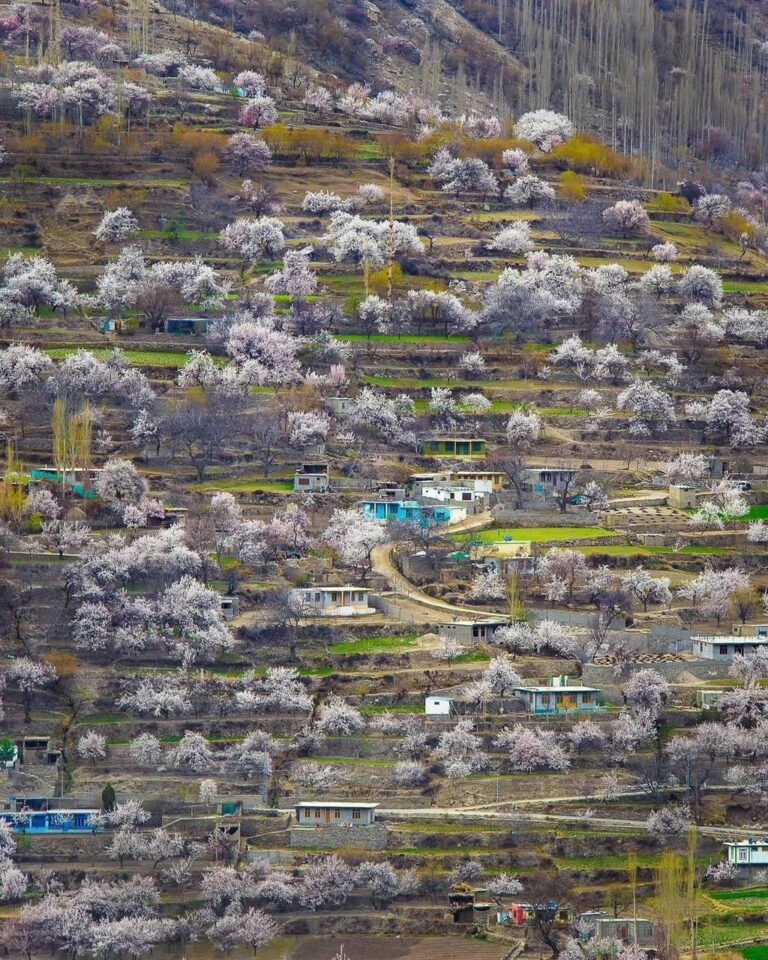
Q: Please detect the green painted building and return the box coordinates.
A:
[420,437,486,458]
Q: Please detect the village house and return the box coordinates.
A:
[294,801,379,826]
[419,437,487,458]
[425,695,456,716]
[290,802,388,850]
[441,618,511,644]
[164,317,209,335]
[0,807,100,833]
[521,466,578,504]
[725,837,768,867]
[360,498,462,525]
[504,901,572,927]
[453,469,506,492]
[293,462,329,493]
[409,469,504,494]
[29,466,103,499]
[512,676,602,714]
[692,635,768,661]
[449,885,493,925]
[578,912,655,946]
[418,483,489,511]
[464,539,534,576]
[294,586,375,617]
[667,484,699,509]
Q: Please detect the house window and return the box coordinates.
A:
[298,477,308,485]
[314,593,321,602]
[472,626,480,637]
[472,441,482,452]
[352,810,361,820]
[738,848,749,861]
[540,694,550,705]
[720,645,728,655]
[314,809,320,818]
[333,809,341,819]
[582,693,592,704]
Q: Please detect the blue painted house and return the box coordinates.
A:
[512,676,601,714]
[360,499,456,525]
[0,809,100,833]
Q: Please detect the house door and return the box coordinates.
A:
[325,809,331,824]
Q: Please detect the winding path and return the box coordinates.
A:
[370,510,501,620]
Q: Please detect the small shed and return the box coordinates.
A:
[442,618,510,644]
[697,690,722,709]
[294,462,329,493]
[165,317,209,335]
[218,596,239,619]
[425,695,455,716]
[325,396,356,416]
[668,485,698,509]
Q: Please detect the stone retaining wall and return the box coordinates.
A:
[289,823,390,850]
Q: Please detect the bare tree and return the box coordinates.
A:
[165,390,244,481]
[250,410,283,477]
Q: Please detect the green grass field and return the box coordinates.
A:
[456,526,613,543]
[44,347,190,368]
[743,505,768,520]
[191,478,293,493]
[328,635,417,655]
[742,945,768,960]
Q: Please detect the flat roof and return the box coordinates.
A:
[2,808,99,815]
[295,802,379,809]
[513,685,600,693]
[447,618,510,626]
[298,586,368,592]
[695,636,768,644]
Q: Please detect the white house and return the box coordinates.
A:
[692,635,768,661]
[295,586,375,617]
[419,484,487,505]
[425,695,455,716]
[441,618,510,644]
[725,838,768,866]
[294,801,379,826]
